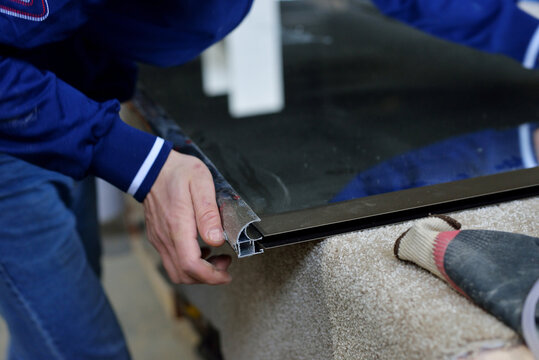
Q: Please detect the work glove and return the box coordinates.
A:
[395,215,539,357]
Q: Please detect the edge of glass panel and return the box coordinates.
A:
[256,167,539,249]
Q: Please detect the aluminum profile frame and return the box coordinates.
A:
[256,167,539,249]
[133,90,539,257]
[133,92,263,257]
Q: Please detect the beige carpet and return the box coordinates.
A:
[180,197,538,360]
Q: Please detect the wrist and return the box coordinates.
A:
[90,114,173,202]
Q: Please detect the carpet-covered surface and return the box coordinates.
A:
[179,197,538,359]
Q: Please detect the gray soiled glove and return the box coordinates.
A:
[394,215,539,356]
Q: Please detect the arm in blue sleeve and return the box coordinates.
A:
[0,55,172,201]
[372,0,539,69]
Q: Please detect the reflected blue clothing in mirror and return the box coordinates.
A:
[372,0,539,69]
[333,123,538,201]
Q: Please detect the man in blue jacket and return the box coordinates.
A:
[1,0,538,359]
[0,0,252,358]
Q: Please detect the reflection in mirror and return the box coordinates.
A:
[333,123,539,202]
[139,0,539,216]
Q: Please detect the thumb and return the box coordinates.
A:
[190,163,224,247]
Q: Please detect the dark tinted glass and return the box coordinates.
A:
[139,0,539,216]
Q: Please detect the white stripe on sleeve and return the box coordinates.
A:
[523,25,539,69]
[518,123,538,168]
[127,137,165,196]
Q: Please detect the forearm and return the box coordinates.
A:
[0,55,172,201]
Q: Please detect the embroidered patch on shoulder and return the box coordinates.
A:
[0,0,49,21]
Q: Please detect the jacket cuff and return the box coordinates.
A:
[89,114,172,202]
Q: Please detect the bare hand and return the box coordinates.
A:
[143,151,232,285]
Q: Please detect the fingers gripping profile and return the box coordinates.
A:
[143,151,232,285]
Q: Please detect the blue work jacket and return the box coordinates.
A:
[0,0,251,201]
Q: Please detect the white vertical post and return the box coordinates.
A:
[227,0,284,117]
[96,178,124,224]
[200,0,285,118]
[519,1,539,19]
[201,42,229,97]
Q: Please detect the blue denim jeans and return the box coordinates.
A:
[0,154,130,360]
